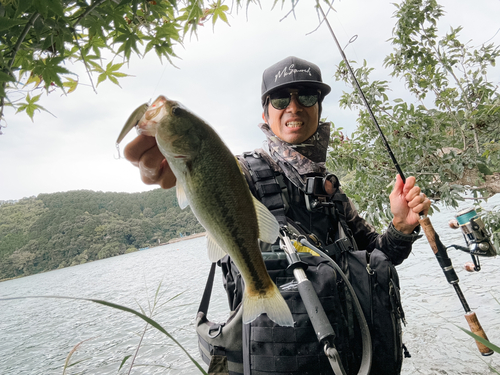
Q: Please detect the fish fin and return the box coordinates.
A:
[252,196,280,244]
[116,103,149,144]
[235,156,244,175]
[207,233,227,262]
[242,283,294,327]
[176,182,189,209]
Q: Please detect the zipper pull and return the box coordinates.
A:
[366,263,375,275]
[365,252,374,275]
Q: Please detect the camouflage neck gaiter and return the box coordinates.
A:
[259,122,331,190]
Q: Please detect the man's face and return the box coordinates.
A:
[263,87,319,144]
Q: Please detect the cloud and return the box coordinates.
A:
[1,0,499,201]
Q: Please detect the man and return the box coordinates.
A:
[125,56,429,255]
[124,56,431,374]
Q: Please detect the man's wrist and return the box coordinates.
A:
[392,218,416,234]
[387,221,422,243]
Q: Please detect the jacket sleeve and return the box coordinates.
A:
[343,198,422,265]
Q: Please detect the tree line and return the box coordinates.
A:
[327,0,500,246]
[0,188,203,280]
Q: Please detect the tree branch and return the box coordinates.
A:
[1,12,40,124]
[72,30,97,94]
[1,0,109,124]
[429,38,481,154]
[8,13,40,70]
[71,0,109,27]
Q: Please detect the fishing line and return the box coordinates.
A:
[483,27,500,45]
[318,4,494,356]
[318,5,406,181]
[312,3,362,68]
[150,62,168,101]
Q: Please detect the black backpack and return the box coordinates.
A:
[195,152,408,375]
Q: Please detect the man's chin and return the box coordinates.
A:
[280,130,310,144]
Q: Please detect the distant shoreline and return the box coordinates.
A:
[0,232,208,282]
[166,232,206,244]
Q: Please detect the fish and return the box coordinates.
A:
[118,95,294,327]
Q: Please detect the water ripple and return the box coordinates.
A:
[1,197,499,374]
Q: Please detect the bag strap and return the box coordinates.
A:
[198,262,217,315]
[198,262,229,341]
[240,151,288,226]
[331,190,357,249]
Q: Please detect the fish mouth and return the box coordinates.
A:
[286,121,303,128]
[136,96,169,136]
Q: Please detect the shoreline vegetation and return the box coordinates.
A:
[166,232,206,244]
[0,189,204,281]
[0,231,208,283]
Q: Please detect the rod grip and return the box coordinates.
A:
[419,217,440,254]
[419,217,459,284]
[465,312,494,356]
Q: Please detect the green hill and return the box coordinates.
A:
[0,189,203,280]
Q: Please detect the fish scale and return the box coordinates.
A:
[186,137,271,294]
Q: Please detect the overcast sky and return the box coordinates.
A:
[1,0,499,202]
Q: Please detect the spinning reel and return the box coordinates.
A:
[448,207,497,272]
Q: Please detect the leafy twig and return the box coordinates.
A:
[72,29,97,94]
[0,12,40,122]
[71,0,109,26]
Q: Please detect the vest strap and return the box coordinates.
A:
[242,152,288,226]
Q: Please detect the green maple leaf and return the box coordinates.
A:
[15,93,47,121]
[35,0,65,18]
[212,2,230,29]
[113,27,143,60]
[96,62,129,87]
[32,57,72,90]
[63,77,78,93]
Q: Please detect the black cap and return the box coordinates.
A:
[261,56,331,106]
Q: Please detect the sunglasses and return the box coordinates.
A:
[268,88,320,110]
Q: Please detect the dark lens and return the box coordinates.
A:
[297,94,318,107]
[298,89,319,107]
[270,90,291,110]
[270,98,290,110]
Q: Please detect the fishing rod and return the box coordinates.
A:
[318,5,493,356]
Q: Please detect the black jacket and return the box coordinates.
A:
[238,149,420,265]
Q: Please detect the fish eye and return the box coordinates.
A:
[171,103,188,117]
[172,104,185,116]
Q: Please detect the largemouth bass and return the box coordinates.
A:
[118,95,294,327]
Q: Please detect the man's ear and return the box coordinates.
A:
[262,112,266,122]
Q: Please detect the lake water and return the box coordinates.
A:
[1,197,500,375]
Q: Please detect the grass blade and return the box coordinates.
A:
[457,326,500,354]
[1,296,207,375]
[119,355,132,371]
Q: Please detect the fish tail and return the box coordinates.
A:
[242,284,294,327]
